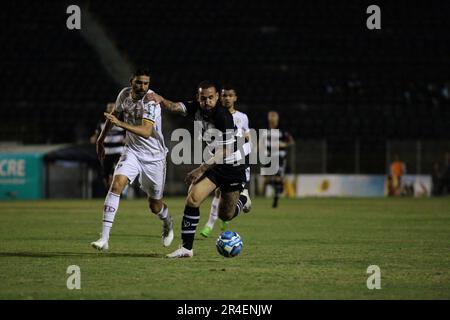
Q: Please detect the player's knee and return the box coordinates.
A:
[110,177,126,194]
[218,210,234,222]
[149,200,162,213]
[110,183,122,194]
[186,193,201,208]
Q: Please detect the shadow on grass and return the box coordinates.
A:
[0,251,164,258]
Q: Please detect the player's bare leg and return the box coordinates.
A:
[167,177,217,258]
[219,188,252,222]
[217,191,241,221]
[264,175,281,208]
[91,174,128,251]
[218,191,240,221]
[148,197,174,247]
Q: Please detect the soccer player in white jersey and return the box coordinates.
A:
[200,85,252,237]
[91,68,174,251]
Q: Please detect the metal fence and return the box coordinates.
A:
[291,139,450,175]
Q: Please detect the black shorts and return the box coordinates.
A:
[204,164,247,193]
[102,154,121,180]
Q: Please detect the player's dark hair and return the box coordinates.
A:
[197,80,218,92]
[221,83,238,93]
[132,67,151,79]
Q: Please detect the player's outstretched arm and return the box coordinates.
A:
[96,115,116,162]
[104,112,154,139]
[145,92,186,115]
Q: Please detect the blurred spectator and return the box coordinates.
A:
[388,154,406,196]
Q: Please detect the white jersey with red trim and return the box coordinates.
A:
[114,87,167,161]
[230,110,251,169]
[231,110,250,135]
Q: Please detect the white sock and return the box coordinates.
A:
[156,204,168,220]
[101,192,120,241]
[206,196,220,228]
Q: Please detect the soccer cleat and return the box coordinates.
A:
[241,189,252,213]
[220,221,229,231]
[166,246,193,258]
[162,215,174,247]
[91,238,109,251]
[200,225,212,238]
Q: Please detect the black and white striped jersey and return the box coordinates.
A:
[96,121,125,155]
[261,128,292,161]
[179,100,245,169]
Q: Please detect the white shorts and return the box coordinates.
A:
[114,151,166,199]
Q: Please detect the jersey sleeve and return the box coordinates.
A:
[243,114,250,133]
[114,88,128,114]
[214,107,234,132]
[142,102,158,123]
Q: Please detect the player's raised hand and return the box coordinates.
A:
[144,92,163,104]
[104,112,121,126]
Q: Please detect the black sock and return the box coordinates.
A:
[276,181,284,194]
[273,195,279,208]
[233,195,248,218]
[272,181,282,208]
[181,205,200,250]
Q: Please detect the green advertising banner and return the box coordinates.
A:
[0,153,43,200]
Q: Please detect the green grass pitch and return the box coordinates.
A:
[0,197,449,299]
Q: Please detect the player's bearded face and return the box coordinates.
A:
[197,87,219,112]
[131,76,150,99]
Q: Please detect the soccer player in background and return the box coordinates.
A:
[260,111,295,208]
[146,81,251,258]
[90,102,126,190]
[91,68,174,251]
[200,84,252,238]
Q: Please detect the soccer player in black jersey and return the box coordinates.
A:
[146,81,250,258]
[90,103,126,189]
[261,111,295,208]
[200,85,252,237]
